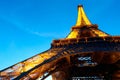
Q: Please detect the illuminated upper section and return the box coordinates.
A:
[66,5,109,39]
[76,5,91,27]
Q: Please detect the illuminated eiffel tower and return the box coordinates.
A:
[0,5,120,80]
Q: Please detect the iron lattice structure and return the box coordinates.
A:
[0,5,120,80]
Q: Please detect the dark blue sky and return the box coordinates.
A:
[0,0,120,70]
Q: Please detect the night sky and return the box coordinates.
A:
[0,0,120,73]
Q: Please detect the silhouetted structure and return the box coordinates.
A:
[0,5,120,80]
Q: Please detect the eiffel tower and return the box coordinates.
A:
[0,5,120,80]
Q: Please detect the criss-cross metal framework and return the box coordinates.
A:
[0,36,120,80]
[0,5,120,80]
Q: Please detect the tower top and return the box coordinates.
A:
[75,4,91,27]
[66,5,109,39]
[78,4,83,7]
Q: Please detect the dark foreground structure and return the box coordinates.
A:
[0,5,120,80]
